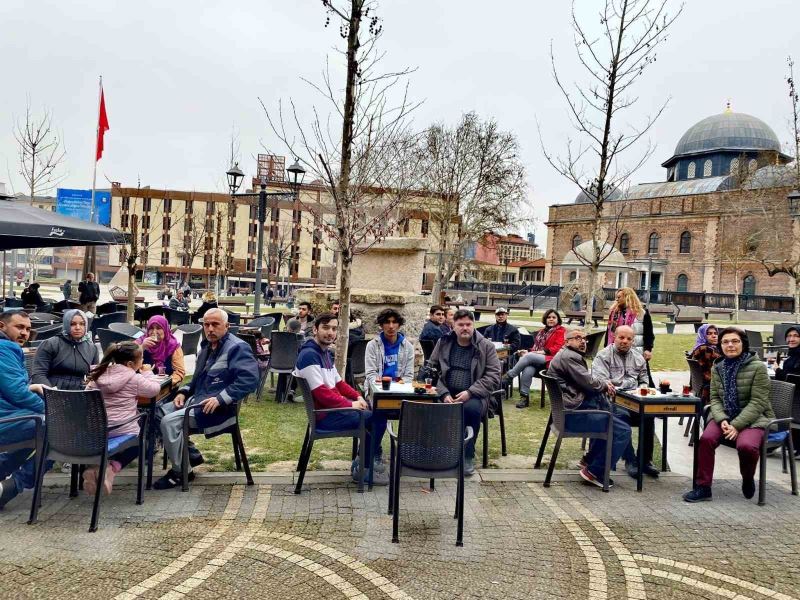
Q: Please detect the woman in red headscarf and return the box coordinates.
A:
[137,315,186,387]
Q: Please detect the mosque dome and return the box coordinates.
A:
[672,111,781,157]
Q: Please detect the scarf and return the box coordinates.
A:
[61,309,92,343]
[720,354,747,420]
[136,315,180,368]
[607,306,637,345]
[532,326,555,352]
[692,324,715,353]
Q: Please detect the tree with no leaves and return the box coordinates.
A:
[541,0,683,325]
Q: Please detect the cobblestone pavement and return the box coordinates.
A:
[1,474,799,600]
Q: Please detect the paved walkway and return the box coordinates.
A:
[1,470,799,599]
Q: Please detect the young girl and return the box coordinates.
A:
[84,342,162,495]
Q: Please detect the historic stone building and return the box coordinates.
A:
[545,109,799,299]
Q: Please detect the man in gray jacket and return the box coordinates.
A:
[547,329,631,489]
[429,309,501,475]
[364,308,415,384]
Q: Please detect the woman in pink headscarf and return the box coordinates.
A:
[137,315,186,387]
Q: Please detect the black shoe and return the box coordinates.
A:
[742,477,756,499]
[153,469,196,490]
[643,462,660,478]
[683,486,712,503]
[189,452,205,468]
[515,396,529,409]
[625,461,639,479]
[0,479,19,510]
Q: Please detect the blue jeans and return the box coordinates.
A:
[316,410,387,463]
[0,419,51,492]
[564,395,631,479]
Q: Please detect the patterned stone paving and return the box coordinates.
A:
[1,474,799,599]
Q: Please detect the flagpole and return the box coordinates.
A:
[82,76,103,279]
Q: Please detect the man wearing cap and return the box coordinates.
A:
[483,307,521,353]
[547,329,631,489]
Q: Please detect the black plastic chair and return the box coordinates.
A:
[247,316,276,340]
[682,358,706,440]
[388,401,473,547]
[0,414,44,524]
[584,331,606,361]
[24,349,36,377]
[97,328,135,351]
[177,324,203,356]
[164,307,191,327]
[108,322,144,338]
[30,325,61,342]
[264,312,285,331]
[294,376,367,494]
[225,310,241,325]
[53,299,81,313]
[481,389,507,468]
[180,400,252,492]
[91,311,128,335]
[95,301,121,316]
[420,339,436,362]
[787,374,800,445]
[4,297,23,307]
[134,305,165,328]
[269,331,301,402]
[771,323,797,346]
[745,329,786,360]
[346,339,369,390]
[534,374,614,492]
[31,389,147,531]
[28,312,58,323]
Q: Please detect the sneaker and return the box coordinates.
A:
[643,462,660,478]
[188,452,205,468]
[625,461,640,479]
[579,466,614,489]
[153,469,195,490]
[83,467,99,496]
[578,455,589,469]
[515,396,530,409]
[742,477,756,499]
[373,457,387,474]
[683,486,712,503]
[351,463,388,486]
[463,458,475,477]
[0,479,19,510]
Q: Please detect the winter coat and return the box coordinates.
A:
[292,338,360,421]
[31,335,99,390]
[529,325,566,366]
[419,320,447,343]
[429,330,501,415]
[709,351,774,431]
[86,364,162,436]
[547,346,608,410]
[364,333,415,383]
[78,280,100,304]
[483,322,521,353]
[0,331,44,436]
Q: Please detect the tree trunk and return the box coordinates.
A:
[733,267,740,324]
[794,279,800,324]
[334,252,353,376]
[126,263,136,323]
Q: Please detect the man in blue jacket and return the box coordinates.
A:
[0,310,48,509]
[419,305,448,343]
[154,308,258,489]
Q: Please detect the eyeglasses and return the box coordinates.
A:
[569,336,587,342]
[721,339,742,345]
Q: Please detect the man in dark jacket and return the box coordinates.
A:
[0,311,49,509]
[419,305,448,343]
[169,290,190,311]
[429,309,502,475]
[154,308,258,489]
[78,272,101,313]
[482,307,521,353]
[547,329,631,489]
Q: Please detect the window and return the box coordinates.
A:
[703,159,712,177]
[742,274,757,296]
[619,233,630,255]
[141,215,150,230]
[679,231,691,254]
[687,162,696,179]
[676,274,689,292]
[729,157,739,174]
[568,271,577,281]
[249,205,257,220]
[572,234,582,249]
[748,158,758,173]
[121,214,129,228]
[206,202,214,215]
[160,251,169,266]
[164,198,173,212]
[421,219,429,237]
[648,232,659,254]
[121,197,130,211]
[186,200,193,214]
[143,197,152,212]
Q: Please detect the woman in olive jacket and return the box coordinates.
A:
[683,327,774,503]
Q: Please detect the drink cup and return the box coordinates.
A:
[157,365,166,376]
[639,386,649,397]
[425,378,433,391]
[682,384,691,396]
[381,377,391,391]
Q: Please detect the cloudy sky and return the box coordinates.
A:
[1,0,798,246]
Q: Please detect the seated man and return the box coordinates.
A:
[155,308,258,489]
[591,325,657,478]
[293,313,388,485]
[419,305,448,343]
[547,329,631,489]
[483,307,521,353]
[296,302,315,339]
[429,309,501,475]
[169,289,190,312]
[0,310,49,509]
[365,308,415,383]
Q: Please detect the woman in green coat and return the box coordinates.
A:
[683,327,774,503]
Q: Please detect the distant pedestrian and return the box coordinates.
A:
[78,272,100,314]
[62,279,72,301]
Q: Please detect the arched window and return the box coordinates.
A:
[619,232,630,254]
[568,271,577,281]
[572,234,582,249]
[729,157,739,175]
[748,158,758,173]
[742,274,757,296]
[703,159,713,177]
[679,230,691,254]
[687,161,696,179]
[676,274,689,292]
[648,232,659,254]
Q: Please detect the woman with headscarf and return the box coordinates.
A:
[683,327,774,503]
[136,315,185,387]
[31,309,99,390]
[689,324,721,405]
[775,325,800,458]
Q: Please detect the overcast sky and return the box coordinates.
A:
[1,0,798,246]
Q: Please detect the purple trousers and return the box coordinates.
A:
[696,419,764,487]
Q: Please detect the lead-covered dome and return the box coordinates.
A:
[673,112,781,157]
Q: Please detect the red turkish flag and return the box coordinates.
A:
[95,87,109,161]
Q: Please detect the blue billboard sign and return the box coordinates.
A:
[56,188,111,226]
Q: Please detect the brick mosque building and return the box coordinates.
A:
[544,108,799,302]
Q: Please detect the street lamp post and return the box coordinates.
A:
[226,160,305,316]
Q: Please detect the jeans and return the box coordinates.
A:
[564,395,631,479]
[317,410,387,464]
[506,352,546,396]
[0,419,52,492]
[613,405,655,465]
[462,397,484,460]
[696,419,764,487]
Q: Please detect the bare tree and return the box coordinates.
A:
[175,206,214,290]
[263,0,421,372]
[416,113,529,301]
[541,0,683,325]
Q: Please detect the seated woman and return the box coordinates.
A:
[20,282,45,310]
[193,291,218,324]
[689,324,721,405]
[32,309,99,390]
[683,327,774,503]
[136,315,185,388]
[775,325,800,457]
[503,309,566,409]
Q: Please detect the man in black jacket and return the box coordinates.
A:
[483,307,521,353]
[78,273,100,314]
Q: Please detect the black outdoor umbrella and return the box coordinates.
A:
[0,199,127,250]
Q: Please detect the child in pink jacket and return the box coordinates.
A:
[85,341,162,495]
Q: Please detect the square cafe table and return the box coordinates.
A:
[614,388,703,492]
[137,374,174,489]
[366,379,438,490]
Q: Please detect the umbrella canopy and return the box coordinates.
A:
[0,199,127,250]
